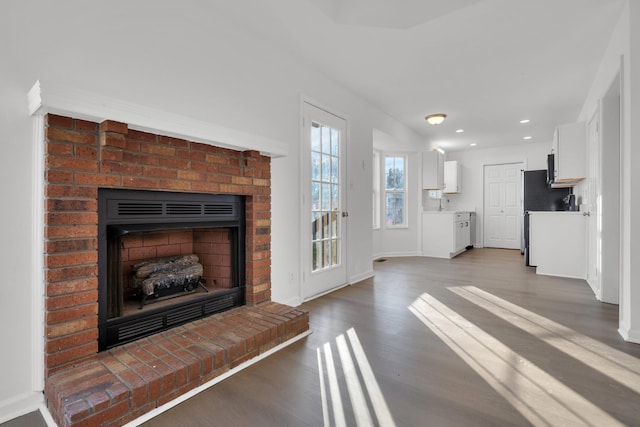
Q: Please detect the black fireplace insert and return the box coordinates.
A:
[98,188,246,350]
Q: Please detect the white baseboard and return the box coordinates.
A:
[618,324,640,344]
[372,251,422,259]
[349,270,375,285]
[0,391,45,425]
[38,404,58,427]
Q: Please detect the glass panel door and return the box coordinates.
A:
[303,103,347,300]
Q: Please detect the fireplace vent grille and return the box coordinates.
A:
[112,201,236,219]
[166,203,202,215]
[205,294,236,314]
[105,288,244,348]
[204,204,234,215]
[118,317,164,341]
[117,202,163,216]
[167,306,203,325]
[105,191,240,224]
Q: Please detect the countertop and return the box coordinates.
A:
[423,210,475,215]
[527,211,583,215]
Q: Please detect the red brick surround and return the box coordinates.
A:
[41,114,308,426]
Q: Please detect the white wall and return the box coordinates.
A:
[0,68,43,423]
[577,1,640,342]
[445,141,551,246]
[0,0,424,419]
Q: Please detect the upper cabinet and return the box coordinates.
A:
[422,151,444,189]
[443,160,461,194]
[551,122,586,187]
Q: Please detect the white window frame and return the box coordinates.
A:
[383,154,408,229]
[372,150,381,230]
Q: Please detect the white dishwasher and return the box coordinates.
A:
[454,213,470,253]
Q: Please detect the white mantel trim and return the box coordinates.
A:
[27,81,288,158]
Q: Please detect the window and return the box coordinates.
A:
[384,155,406,227]
[372,150,381,230]
[310,121,341,271]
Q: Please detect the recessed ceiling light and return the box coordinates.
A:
[470,143,477,146]
[520,119,531,124]
[523,136,532,140]
[456,129,464,133]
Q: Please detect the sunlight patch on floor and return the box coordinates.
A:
[450,285,640,394]
[319,342,346,427]
[409,293,624,427]
[317,327,396,427]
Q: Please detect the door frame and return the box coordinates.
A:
[300,97,350,301]
[482,161,526,249]
[591,70,622,305]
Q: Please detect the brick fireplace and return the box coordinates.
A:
[41,114,309,426]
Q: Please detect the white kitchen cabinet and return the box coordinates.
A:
[551,122,586,185]
[443,160,461,194]
[422,212,470,258]
[422,151,444,190]
[528,211,586,279]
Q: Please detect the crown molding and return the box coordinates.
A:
[27,80,288,158]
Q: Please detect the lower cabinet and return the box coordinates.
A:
[528,211,586,279]
[423,212,471,258]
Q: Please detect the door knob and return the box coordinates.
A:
[342,211,349,218]
[583,211,590,217]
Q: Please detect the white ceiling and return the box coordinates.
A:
[217,0,624,151]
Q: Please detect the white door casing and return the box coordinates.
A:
[301,102,348,300]
[484,163,523,249]
[587,108,601,298]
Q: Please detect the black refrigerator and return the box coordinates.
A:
[521,169,571,265]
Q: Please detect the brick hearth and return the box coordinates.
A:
[42,114,309,426]
[46,302,308,427]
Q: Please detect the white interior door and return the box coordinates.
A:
[484,163,523,249]
[302,103,348,300]
[599,85,621,304]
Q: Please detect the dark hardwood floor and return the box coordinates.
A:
[136,248,640,426]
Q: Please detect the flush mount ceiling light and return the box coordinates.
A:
[425,113,447,126]
[520,119,531,124]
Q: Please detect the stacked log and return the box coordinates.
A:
[133,254,203,297]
